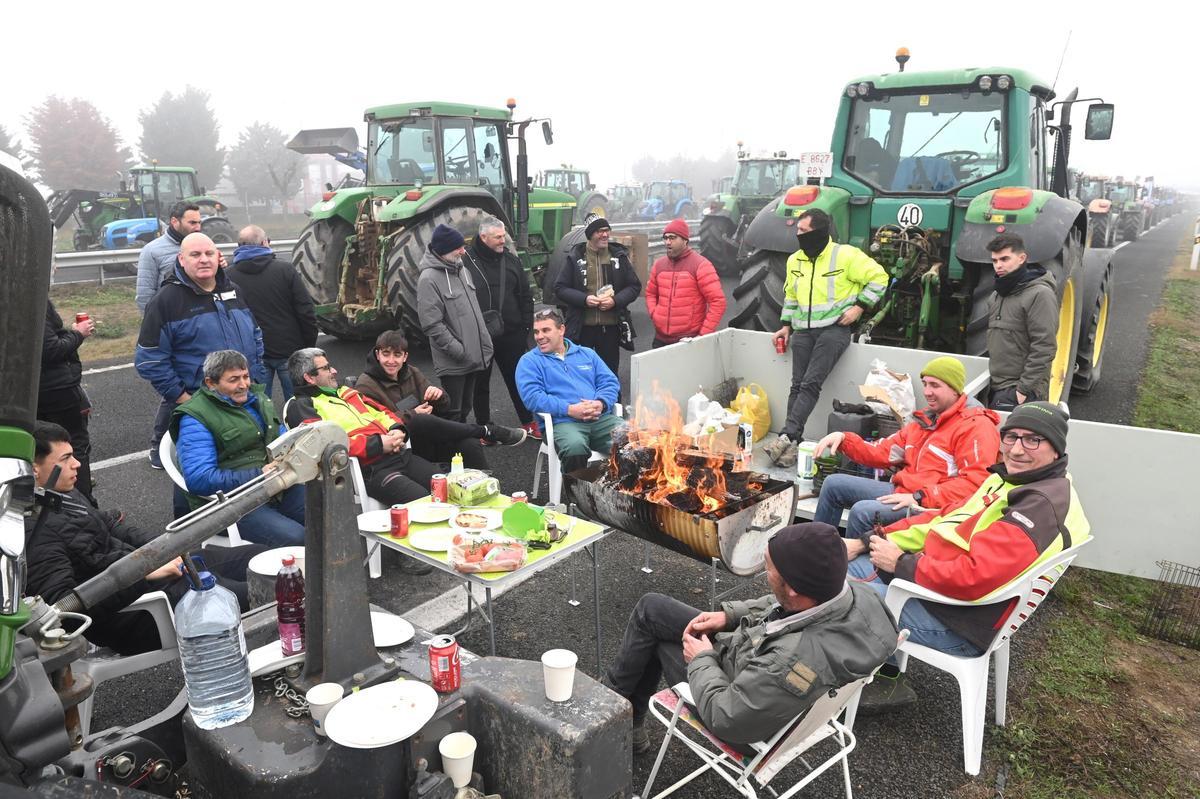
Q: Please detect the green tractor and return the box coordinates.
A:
[606,182,643,222]
[700,147,801,275]
[1075,174,1118,248]
[1110,179,1148,242]
[535,167,607,223]
[731,53,1117,401]
[46,165,235,251]
[291,100,576,341]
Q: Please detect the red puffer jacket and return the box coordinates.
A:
[645,249,727,344]
[838,393,1001,510]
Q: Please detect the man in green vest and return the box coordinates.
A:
[171,349,305,547]
[848,401,1089,710]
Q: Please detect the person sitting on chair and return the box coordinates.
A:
[603,523,898,754]
[847,401,1090,710]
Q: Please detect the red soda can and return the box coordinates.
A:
[389,504,409,538]
[428,634,461,693]
[430,474,448,503]
[511,491,528,503]
[774,335,786,354]
[75,312,90,324]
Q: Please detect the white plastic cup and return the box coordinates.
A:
[438,731,477,788]
[305,682,343,738]
[541,649,578,702]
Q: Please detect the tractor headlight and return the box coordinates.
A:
[978,76,993,92]
[856,82,871,97]
[846,85,857,98]
[996,74,1012,90]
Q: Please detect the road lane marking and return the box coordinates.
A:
[83,363,135,375]
[1114,241,1129,251]
[92,450,151,471]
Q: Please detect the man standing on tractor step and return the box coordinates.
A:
[763,209,888,468]
[645,219,726,348]
[554,213,642,381]
[136,202,202,312]
[983,232,1059,410]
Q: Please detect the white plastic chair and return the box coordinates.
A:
[531,403,622,505]
[159,434,247,548]
[884,539,1091,775]
[349,456,387,579]
[73,591,182,737]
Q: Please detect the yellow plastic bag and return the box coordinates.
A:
[730,383,771,442]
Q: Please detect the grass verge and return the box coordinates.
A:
[49,283,141,362]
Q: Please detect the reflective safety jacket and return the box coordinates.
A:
[883,455,1090,651]
[285,385,405,465]
[781,241,888,329]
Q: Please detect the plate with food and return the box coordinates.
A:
[407,502,457,525]
[407,526,458,552]
[449,508,502,532]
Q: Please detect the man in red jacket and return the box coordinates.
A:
[812,356,1000,537]
[645,219,726,348]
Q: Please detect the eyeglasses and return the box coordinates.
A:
[534,308,564,323]
[662,234,680,241]
[308,364,336,375]
[1000,432,1046,450]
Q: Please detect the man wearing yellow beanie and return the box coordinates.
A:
[812,356,1000,537]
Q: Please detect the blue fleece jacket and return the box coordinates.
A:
[176,391,285,496]
[515,340,620,427]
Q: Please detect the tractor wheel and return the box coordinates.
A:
[728,249,788,332]
[383,204,492,347]
[1071,253,1114,393]
[201,217,236,244]
[576,192,608,222]
[294,216,353,306]
[699,215,739,276]
[1118,214,1140,242]
[1087,217,1106,248]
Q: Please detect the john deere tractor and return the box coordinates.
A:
[46,165,235,251]
[1075,175,1118,248]
[731,52,1117,401]
[1109,179,1148,242]
[291,101,575,340]
[700,147,801,275]
[535,167,607,224]
[606,182,643,222]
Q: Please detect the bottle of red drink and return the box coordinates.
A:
[275,555,306,656]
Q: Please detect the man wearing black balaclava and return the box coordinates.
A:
[764,209,888,468]
[983,232,1058,410]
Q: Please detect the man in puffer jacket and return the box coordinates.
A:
[645,219,726,347]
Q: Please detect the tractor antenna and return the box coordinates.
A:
[1050,31,1071,93]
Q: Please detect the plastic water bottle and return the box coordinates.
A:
[450,452,464,474]
[175,564,254,730]
[276,555,306,656]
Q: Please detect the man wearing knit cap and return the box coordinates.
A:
[645,219,726,348]
[417,223,494,422]
[603,523,898,754]
[847,401,1088,711]
[554,212,642,380]
[813,355,1000,537]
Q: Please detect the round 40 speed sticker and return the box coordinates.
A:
[897,203,924,228]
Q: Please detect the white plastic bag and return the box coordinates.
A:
[686,388,711,425]
[862,359,916,422]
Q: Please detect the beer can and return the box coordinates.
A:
[774,335,786,354]
[75,312,89,324]
[389,504,409,538]
[511,491,528,503]
[430,474,448,503]
[428,634,461,693]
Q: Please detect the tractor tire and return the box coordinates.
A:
[1071,252,1114,393]
[728,249,788,332]
[383,204,492,347]
[699,215,740,276]
[201,217,236,244]
[294,216,353,306]
[1118,214,1141,242]
[963,232,1085,404]
[1087,217,1107,248]
[575,192,608,223]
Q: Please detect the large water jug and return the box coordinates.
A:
[175,564,254,729]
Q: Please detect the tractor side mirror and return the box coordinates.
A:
[541,121,554,145]
[1084,104,1114,140]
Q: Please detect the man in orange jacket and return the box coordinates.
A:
[812,356,1000,537]
[645,219,726,348]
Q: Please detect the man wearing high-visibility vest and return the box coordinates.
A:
[848,401,1090,710]
[763,209,888,468]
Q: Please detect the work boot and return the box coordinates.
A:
[483,424,528,447]
[763,434,798,468]
[522,419,543,440]
[631,721,654,756]
[856,669,917,715]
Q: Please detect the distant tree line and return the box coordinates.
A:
[1,87,301,205]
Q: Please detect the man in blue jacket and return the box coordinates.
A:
[136,232,266,469]
[516,308,621,474]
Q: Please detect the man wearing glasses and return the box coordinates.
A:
[844,401,1089,709]
[645,219,726,348]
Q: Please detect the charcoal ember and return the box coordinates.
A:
[686,466,718,493]
[676,450,740,474]
[614,444,658,489]
[665,491,703,513]
[723,470,752,496]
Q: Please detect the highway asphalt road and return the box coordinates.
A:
[84,214,1192,797]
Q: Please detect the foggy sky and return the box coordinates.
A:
[7,1,1196,192]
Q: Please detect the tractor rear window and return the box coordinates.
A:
[843,90,1005,193]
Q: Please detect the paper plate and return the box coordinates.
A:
[449,509,502,532]
[371,611,415,647]
[407,526,458,552]
[357,510,392,534]
[323,679,439,749]
[407,502,457,525]
[247,639,305,677]
[248,546,306,577]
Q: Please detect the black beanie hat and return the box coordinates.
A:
[430,224,466,256]
[1001,401,1070,455]
[583,213,611,240]
[767,522,848,604]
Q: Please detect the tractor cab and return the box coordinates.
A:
[637,180,696,221]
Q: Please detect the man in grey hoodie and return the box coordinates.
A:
[984,233,1059,409]
[417,224,494,422]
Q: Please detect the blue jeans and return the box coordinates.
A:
[814,473,911,538]
[263,357,296,404]
[848,555,982,658]
[237,484,306,547]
